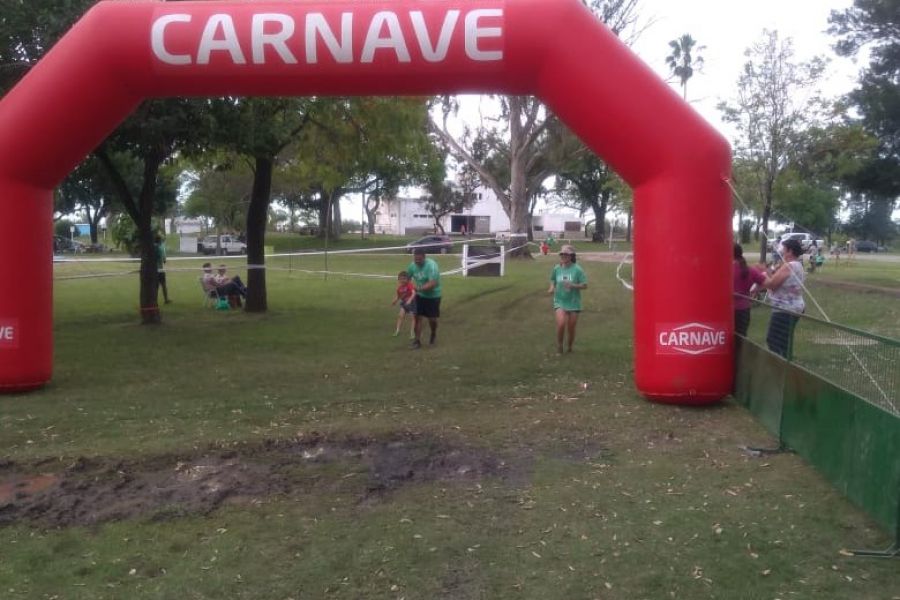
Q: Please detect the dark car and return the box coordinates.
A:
[855,240,879,253]
[53,236,85,254]
[406,235,454,254]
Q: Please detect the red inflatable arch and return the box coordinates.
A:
[0,0,733,403]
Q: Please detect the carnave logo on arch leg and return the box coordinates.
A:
[656,322,728,356]
[0,319,19,349]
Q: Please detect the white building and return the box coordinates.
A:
[531,211,584,237]
[373,185,511,235]
[166,217,205,234]
[372,186,583,237]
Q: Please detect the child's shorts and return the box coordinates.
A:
[400,300,417,315]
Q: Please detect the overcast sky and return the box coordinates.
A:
[630,0,860,138]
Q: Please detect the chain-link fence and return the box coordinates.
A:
[740,297,900,418]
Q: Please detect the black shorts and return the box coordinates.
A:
[416,296,441,319]
[157,272,167,284]
[400,300,417,315]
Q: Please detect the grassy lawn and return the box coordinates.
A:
[1,251,897,599]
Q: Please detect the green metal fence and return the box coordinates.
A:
[742,298,899,418]
[735,300,900,554]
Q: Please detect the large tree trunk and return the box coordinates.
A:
[331,193,342,239]
[138,217,160,325]
[625,208,632,243]
[94,148,162,324]
[365,195,380,235]
[246,156,273,313]
[759,178,774,263]
[86,205,105,245]
[137,159,162,325]
[508,99,528,236]
[289,202,297,233]
[317,195,328,237]
[590,191,610,242]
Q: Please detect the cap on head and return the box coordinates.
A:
[559,244,576,255]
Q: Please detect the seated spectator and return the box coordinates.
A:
[201,263,247,306]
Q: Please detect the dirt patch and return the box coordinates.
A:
[0,473,59,502]
[0,433,523,529]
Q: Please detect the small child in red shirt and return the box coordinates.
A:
[392,271,417,338]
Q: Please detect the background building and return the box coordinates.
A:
[373,186,581,237]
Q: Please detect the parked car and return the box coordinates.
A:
[854,240,879,253]
[53,236,85,254]
[199,234,246,255]
[405,235,453,254]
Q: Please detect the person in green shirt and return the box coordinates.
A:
[406,248,442,349]
[154,234,171,304]
[547,244,587,354]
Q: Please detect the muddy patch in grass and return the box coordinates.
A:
[0,433,523,528]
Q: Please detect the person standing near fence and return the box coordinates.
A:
[761,238,805,359]
[548,244,588,354]
[155,234,171,304]
[733,243,765,337]
[808,240,819,273]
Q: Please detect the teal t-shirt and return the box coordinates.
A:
[155,242,166,271]
[407,258,442,299]
[551,263,587,311]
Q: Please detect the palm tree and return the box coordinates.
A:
[666,34,705,100]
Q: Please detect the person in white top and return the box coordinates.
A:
[761,238,806,359]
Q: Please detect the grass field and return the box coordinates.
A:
[1,248,898,599]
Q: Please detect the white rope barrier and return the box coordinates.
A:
[53,237,528,283]
[616,253,634,291]
[54,270,139,281]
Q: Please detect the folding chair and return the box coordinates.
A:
[199,278,219,308]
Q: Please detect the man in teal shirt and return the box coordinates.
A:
[406,248,442,349]
[155,234,171,304]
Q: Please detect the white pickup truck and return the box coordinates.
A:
[199,234,246,255]
[768,233,824,254]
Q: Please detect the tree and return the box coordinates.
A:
[182,155,253,241]
[718,30,827,262]
[421,174,477,234]
[57,156,121,245]
[209,96,322,312]
[429,2,643,251]
[842,159,899,243]
[96,99,211,323]
[829,0,900,241]
[553,125,629,243]
[0,0,93,95]
[829,0,900,171]
[665,34,705,100]
[342,98,440,236]
[790,123,878,242]
[430,96,551,245]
